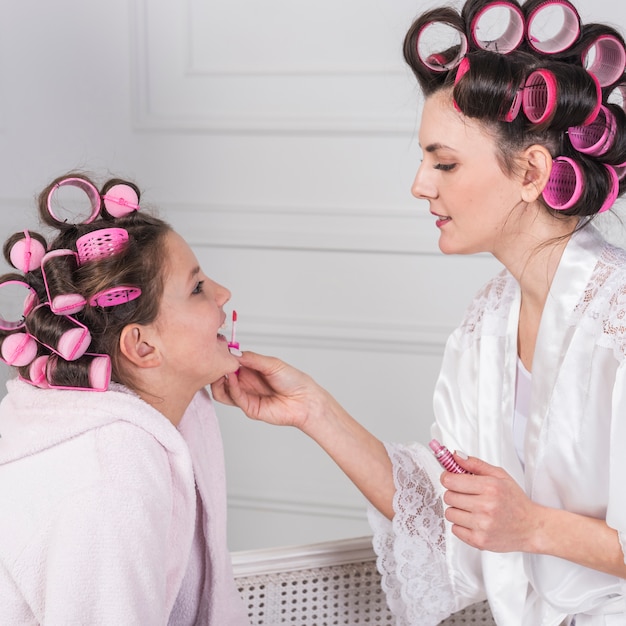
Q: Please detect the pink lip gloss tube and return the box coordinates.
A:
[429,439,468,474]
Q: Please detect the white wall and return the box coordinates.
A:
[1,0,625,551]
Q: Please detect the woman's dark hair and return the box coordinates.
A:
[403,0,626,218]
[1,172,172,391]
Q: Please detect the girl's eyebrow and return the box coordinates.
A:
[189,266,200,282]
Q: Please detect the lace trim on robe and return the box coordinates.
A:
[367,442,455,626]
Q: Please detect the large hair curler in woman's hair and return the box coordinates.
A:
[467,0,525,54]
[524,0,581,55]
[542,156,583,210]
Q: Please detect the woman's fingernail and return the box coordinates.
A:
[455,450,468,460]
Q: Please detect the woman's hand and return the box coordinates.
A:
[211,351,329,431]
[441,454,540,553]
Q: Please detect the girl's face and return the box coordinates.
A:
[411,90,525,257]
[151,230,239,392]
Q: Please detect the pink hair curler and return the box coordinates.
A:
[89,286,142,308]
[26,355,50,388]
[43,353,112,392]
[416,19,468,72]
[76,228,129,265]
[40,249,86,315]
[542,156,583,210]
[614,161,626,180]
[0,280,38,331]
[8,230,46,273]
[525,0,581,55]
[599,165,619,214]
[452,57,471,112]
[470,1,525,54]
[47,177,102,225]
[102,184,140,218]
[568,105,617,157]
[1,332,38,367]
[522,69,557,124]
[583,35,626,88]
[31,304,92,361]
[503,85,524,122]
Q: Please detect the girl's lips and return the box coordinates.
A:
[434,215,451,228]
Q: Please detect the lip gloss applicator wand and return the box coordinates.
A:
[228,310,242,356]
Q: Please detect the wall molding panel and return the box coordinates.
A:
[132,0,420,134]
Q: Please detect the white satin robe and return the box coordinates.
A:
[369,224,626,626]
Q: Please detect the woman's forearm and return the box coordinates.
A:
[301,392,396,520]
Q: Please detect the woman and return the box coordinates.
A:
[0,174,249,624]
[212,0,626,624]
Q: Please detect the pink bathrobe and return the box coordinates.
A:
[0,379,249,625]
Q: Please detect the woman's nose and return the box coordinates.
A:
[411,162,436,200]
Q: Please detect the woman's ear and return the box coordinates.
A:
[119,325,161,368]
[520,144,552,203]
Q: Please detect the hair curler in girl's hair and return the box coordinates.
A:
[0,278,38,331]
[76,228,129,265]
[467,0,525,54]
[100,183,140,218]
[46,176,102,226]
[524,0,581,55]
[40,249,86,315]
[568,106,617,157]
[89,286,142,308]
[43,353,112,392]
[4,230,47,273]
[542,156,583,210]
[583,34,626,88]
[26,304,92,362]
[0,331,38,367]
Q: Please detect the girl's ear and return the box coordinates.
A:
[520,144,552,203]
[119,325,161,368]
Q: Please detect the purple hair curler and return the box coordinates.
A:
[76,228,129,265]
[542,156,583,210]
[47,177,102,225]
[8,230,46,273]
[417,19,468,72]
[583,34,626,88]
[40,249,86,315]
[568,105,617,157]
[89,286,142,308]
[525,0,581,55]
[470,1,525,54]
[522,69,557,124]
[599,165,619,214]
[0,332,38,367]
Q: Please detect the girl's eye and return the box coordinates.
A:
[192,280,204,295]
[434,163,456,172]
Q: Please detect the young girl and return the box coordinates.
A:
[0,173,249,624]
[212,0,626,624]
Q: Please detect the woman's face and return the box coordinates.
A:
[151,230,240,391]
[411,90,525,256]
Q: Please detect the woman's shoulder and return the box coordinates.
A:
[457,269,517,338]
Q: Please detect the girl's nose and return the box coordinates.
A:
[217,282,232,306]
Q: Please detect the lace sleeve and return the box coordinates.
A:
[367,442,456,626]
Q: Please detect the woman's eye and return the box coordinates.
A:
[434,163,456,172]
[192,280,204,295]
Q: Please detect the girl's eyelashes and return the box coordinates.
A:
[434,163,457,171]
[192,280,205,295]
